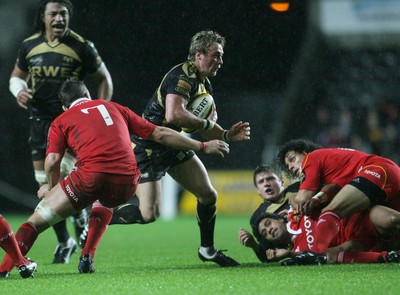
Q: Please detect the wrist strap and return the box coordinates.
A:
[222,130,230,142]
[9,76,28,98]
[202,119,215,130]
[200,142,205,152]
[311,191,327,204]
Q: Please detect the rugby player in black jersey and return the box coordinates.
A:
[238,164,298,262]
[88,30,250,267]
[8,0,113,265]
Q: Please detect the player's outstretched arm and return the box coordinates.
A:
[226,121,251,142]
[149,126,229,157]
[200,121,251,142]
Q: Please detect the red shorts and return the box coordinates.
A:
[60,169,140,210]
[356,159,400,203]
[335,210,384,251]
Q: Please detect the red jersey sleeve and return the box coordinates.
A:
[46,119,67,156]
[299,153,322,191]
[115,103,156,138]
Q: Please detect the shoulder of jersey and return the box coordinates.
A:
[23,33,42,43]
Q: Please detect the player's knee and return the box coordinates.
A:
[34,170,47,186]
[34,199,64,229]
[388,211,400,230]
[197,188,217,206]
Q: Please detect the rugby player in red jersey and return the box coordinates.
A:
[9,0,113,264]
[276,139,400,262]
[255,206,400,265]
[0,79,229,275]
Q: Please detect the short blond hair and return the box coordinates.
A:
[187,30,226,61]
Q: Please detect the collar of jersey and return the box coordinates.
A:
[70,98,91,108]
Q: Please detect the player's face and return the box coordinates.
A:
[43,2,70,39]
[196,42,224,79]
[285,151,306,177]
[255,172,284,202]
[258,218,289,245]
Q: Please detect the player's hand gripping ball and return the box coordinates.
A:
[182,93,214,133]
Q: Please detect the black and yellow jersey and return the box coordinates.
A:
[141,60,213,131]
[16,29,102,118]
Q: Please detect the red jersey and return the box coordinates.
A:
[47,99,156,175]
[300,148,400,202]
[288,209,383,252]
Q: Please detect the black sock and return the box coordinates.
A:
[52,219,70,243]
[109,204,145,225]
[197,202,216,247]
[71,209,88,240]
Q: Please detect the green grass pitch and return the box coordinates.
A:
[1,214,399,294]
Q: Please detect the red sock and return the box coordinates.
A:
[337,250,385,263]
[82,203,113,260]
[0,217,28,268]
[313,210,340,253]
[0,222,38,272]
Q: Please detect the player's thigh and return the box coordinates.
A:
[370,205,400,235]
[168,155,216,204]
[29,185,76,232]
[136,180,161,215]
[323,184,371,217]
[44,184,77,217]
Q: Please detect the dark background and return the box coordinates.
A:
[0,0,307,211]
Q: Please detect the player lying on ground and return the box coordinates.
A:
[238,164,299,262]
[254,205,400,265]
[276,138,400,263]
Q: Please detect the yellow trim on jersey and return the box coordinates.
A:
[24,33,41,42]
[68,30,85,43]
[182,62,197,78]
[26,43,82,62]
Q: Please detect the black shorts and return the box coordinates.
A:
[29,117,52,161]
[348,176,386,206]
[133,142,194,183]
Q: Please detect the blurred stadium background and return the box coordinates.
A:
[1,0,400,218]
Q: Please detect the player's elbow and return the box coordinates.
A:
[149,126,171,144]
[164,112,181,126]
[45,153,62,171]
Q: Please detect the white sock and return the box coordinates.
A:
[199,246,217,258]
[60,237,73,248]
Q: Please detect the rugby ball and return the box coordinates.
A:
[182,93,214,133]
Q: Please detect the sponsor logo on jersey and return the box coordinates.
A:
[177,79,191,91]
[363,169,381,179]
[30,57,43,65]
[63,56,74,63]
[65,184,78,202]
[303,216,315,250]
[0,232,12,242]
[31,65,75,78]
